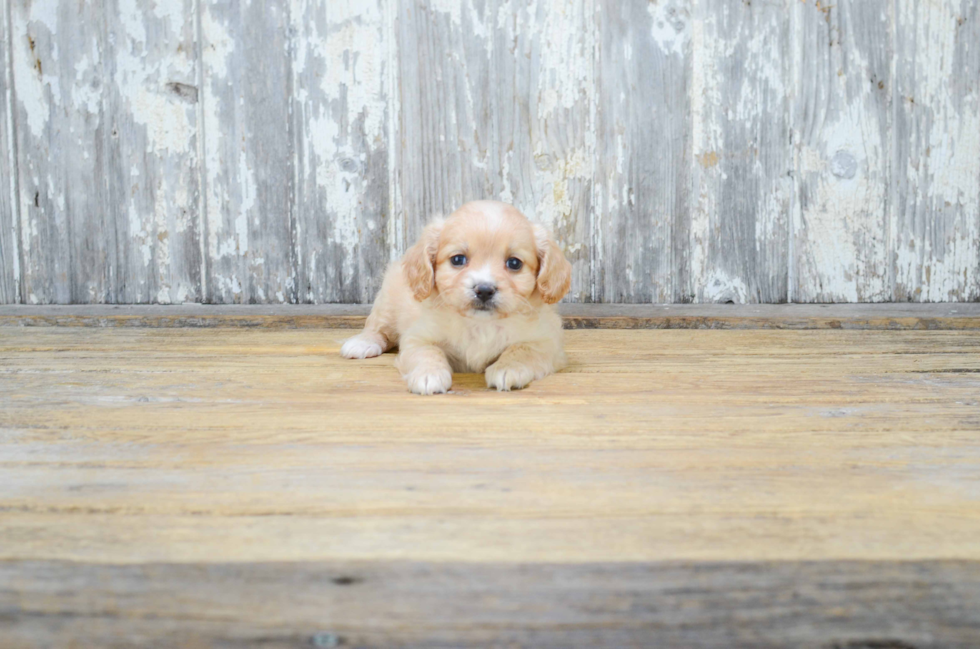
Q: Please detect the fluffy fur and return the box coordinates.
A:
[341,201,572,395]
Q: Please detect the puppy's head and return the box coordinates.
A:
[404,201,572,316]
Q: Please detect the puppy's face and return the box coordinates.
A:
[404,201,572,316]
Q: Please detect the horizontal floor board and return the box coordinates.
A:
[2,327,979,646]
[2,559,978,648]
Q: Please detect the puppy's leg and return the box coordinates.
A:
[340,329,389,359]
[397,342,453,395]
[485,341,563,391]
[341,283,397,360]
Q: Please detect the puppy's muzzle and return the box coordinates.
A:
[472,283,497,310]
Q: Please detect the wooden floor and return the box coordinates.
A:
[2,323,980,647]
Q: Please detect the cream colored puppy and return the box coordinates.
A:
[341,201,572,395]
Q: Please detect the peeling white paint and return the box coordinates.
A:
[291,0,387,287]
[531,0,593,119]
[892,0,980,301]
[798,100,889,302]
[236,147,253,253]
[2,3,21,296]
[648,0,690,58]
[12,5,60,139]
[429,0,463,26]
[4,0,978,305]
[531,145,590,238]
[384,0,402,259]
[151,0,184,30]
[201,9,234,79]
[702,271,749,304]
[689,12,717,299]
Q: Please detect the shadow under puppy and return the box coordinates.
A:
[341,200,572,395]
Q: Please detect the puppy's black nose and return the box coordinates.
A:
[475,284,497,303]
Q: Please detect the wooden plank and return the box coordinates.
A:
[1,327,979,642]
[9,0,109,304]
[101,0,203,304]
[1,327,979,562]
[491,0,594,302]
[289,0,389,303]
[3,303,980,329]
[2,559,978,648]
[594,0,690,303]
[394,0,594,301]
[393,0,496,251]
[891,0,980,302]
[690,0,791,303]
[791,0,892,302]
[0,0,18,304]
[200,0,294,303]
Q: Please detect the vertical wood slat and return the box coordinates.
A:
[892,0,980,302]
[0,0,19,303]
[395,0,594,302]
[594,0,691,303]
[492,0,595,303]
[290,0,389,304]
[200,0,294,304]
[103,0,202,304]
[792,0,893,302]
[10,0,109,304]
[690,0,792,304]
[393,0,496,250]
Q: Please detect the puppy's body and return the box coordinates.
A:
[341,201,571,395]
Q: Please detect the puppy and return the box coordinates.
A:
[341,200,572,395]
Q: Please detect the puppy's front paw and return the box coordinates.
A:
[341,334,384,359]
[485,360,536,392]
[405,369,453,395]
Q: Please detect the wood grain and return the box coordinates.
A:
[690,0,791,304]
[594,0,690,303]
[1,1,979,305]
[0,0,18,303]
[891,0,980,302]
[393,0,496,249]
[493,0,595,302]
[792,0,892,302]
[2,327,979,564]
[395,0,596,301]
[1,326,979,645]
[3,560,978,648]
[10,0,109,304]
[290,0,389,304]
[200,0,294,303]
[102,0,203,304]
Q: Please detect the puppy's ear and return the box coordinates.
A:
[533,224,572,304]
[403,219,444,301]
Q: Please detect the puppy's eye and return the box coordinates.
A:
[506,257,523,271]
[450,254,467,267]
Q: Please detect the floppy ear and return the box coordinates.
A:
[403,219,444,301]
[533,224,572,304]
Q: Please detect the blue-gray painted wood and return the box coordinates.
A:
[290,0,390,304]
[102,0,204,304]
[891,0,980,302]
[792,0,892,302]
[1,0,978,304]
[10,0,109,304]
[594,0,691,303]
[200,0,295,304]
[0,0,19,303]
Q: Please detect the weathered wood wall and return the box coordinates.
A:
[0,0,977,304]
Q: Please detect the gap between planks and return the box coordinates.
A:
[0,303,979,329]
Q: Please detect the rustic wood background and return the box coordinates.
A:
[0,0,977,305]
